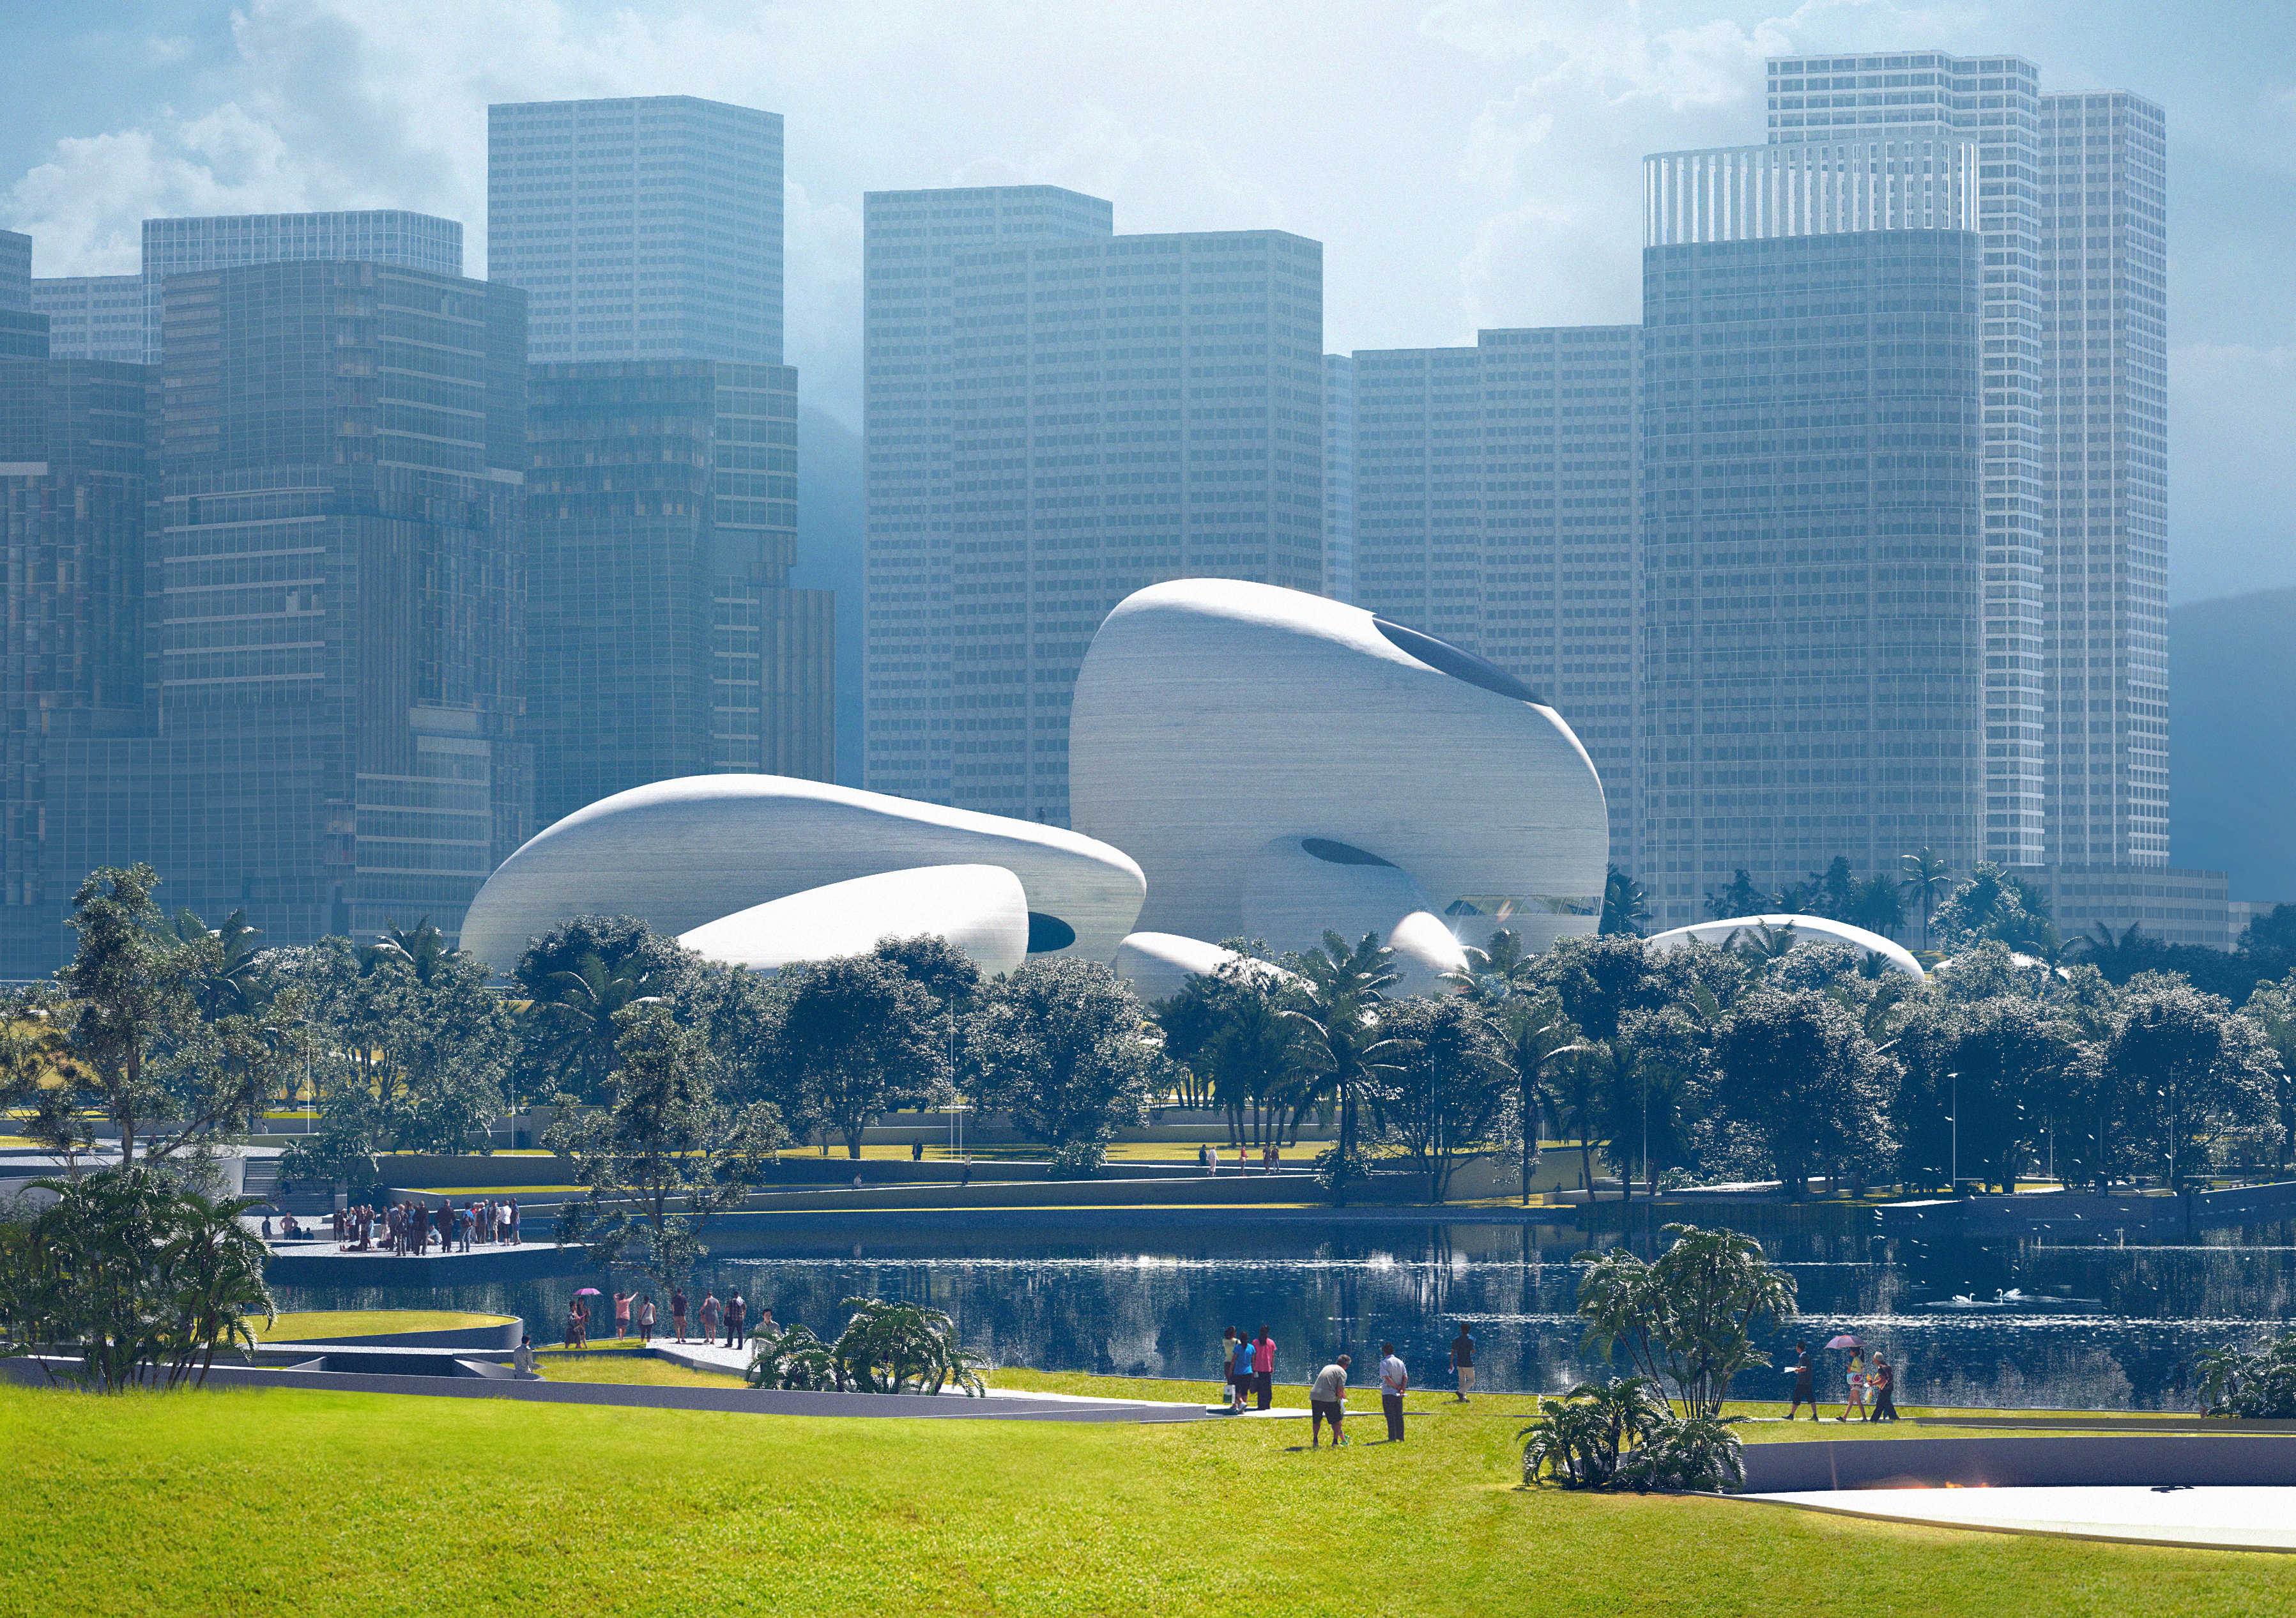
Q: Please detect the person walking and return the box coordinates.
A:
[1869,1355,1900,1422]
[567,1297,588,1349]
[1786,1341,1819,1421]
[1310,1355,1352,1447]
[699,1290,722,1346]
[1221,1327,1244,1412]
[506,1199,519,1244]
[638,1296,657,1343]
[1841,1349,1870,1422]
[754,1305,776,1343]
[613,1291,633,1339]
[1449,1326,1476,1401]
[1379,1342,1409,1442]
[1251,1326,1276,1412]
[671,1287,689,1344]
[726,1291,747,1350]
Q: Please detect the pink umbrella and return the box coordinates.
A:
[574,1287,602,1297]
[1825,1334,1862,1350]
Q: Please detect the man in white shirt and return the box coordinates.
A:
[1309,1355,1351,1447]
[1379,1342,1409,1442]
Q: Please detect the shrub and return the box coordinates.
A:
[1519,1376,1743,1493]
[745,1323,839,1391]
[2197,1332,2296,1419]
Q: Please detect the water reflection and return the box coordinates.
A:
[272,1210,2296,1411]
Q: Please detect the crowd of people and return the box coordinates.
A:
[1223,1325,1479,1447]
[261,1197,523,1254]
[1197,1143,1285,1174]
[562,1286,773,1352]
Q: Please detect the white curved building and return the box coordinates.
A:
[1068,580,1609,971]
[459,775,1144,972]
[1644,914,1925,979]
[678,866,1030,977]
[1112,932,1294,1006]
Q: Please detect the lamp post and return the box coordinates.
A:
[1948,1068,1960,1194]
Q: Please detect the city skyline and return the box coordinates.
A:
[3,0,2283,605]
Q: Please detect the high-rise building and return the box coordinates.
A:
[139,210,461,362]
[523,360,827,826]
[489,96,782,367]
[488,96,829,815]
[1349,327,1640,864]
[1,259,529,973]
[940,226,1324,824]
[30,275,146,363]
[1322,354,1356,603]
[861,185,1115,804]
[1637,135,1987,927]
[1765,53,2168,871]
[0,231,28,310]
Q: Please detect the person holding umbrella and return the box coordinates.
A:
[1826,1334,1870,1421]
[569,1289,598,1348]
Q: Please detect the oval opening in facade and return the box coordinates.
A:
[1372,617,1543,704]
[1300,836,1398,868]
[1026,912,1076,952]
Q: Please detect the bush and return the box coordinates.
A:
[745,1323,839,1391]
[742,1297,988,1396]
[2197,1332,2296,1418]
[1519,1377,1744,1493]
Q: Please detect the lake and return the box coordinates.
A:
[271,1207,2296,1410]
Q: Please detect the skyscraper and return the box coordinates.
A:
[29,275,146,363]
[489,96,782,367]
[491,95,832,817]
[941,226,1324,823]
[1322,353,1356,603]
[861,185,1115,804]
[1,259,529,973]
[139,210,461,361]
[0,231,28,310]
[1349,327,1640,863]
[1637,135,1987,927]
[1764,53,2168,871]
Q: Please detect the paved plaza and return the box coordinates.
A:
[1752,1486,2296,1553]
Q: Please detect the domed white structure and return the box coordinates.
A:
[1068,580,1608,973]
[1112,932,1293,1005]
[1645,914,1925,979]
[678,865,1030,977]
[458,775,1144,972]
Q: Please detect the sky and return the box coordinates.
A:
[3,0,2290,603]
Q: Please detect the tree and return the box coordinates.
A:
[968,958,1158,1175]
[824,1297,987,1396]
[275,932,517,1186]
[12,866,296,1167]
[1573,1224,1796,1417]
[1931,863,2059,957]
[1891,994,2086,1192]
[2244,973,2296,1173]
[1600,867,1651,937]
[1900,847,1953,952]
[1602,1000,1713,1199]
[512,916,692,1105]
[770,953,949,1157]
[1372,996,1511,1199]
[1848,875,1906,941]
[1160,957,1301,1148]
[1704,870,1770,921]
[1453,928,1539,1005]
[1531,933,1665,1046]
[1706,990,1896,1198]
[0,1165,272,1391]
[2099,976,2279,1191]
[546,1001,785,1293]
[1492,990,1585,1205]
[1281,932,1400,1204]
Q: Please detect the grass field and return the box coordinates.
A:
[259,1309,514,1343]
[1,1374,2284,1617]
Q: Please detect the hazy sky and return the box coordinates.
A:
[4,0,2290,602]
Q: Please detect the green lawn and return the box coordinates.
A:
[260,1309,514,1343]
[1,1379,2284,1617]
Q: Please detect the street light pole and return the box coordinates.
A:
[1949,1069,1959,1193]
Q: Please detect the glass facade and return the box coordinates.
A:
[1322,353,1355,603]
[139,210,462,362]
[1349,327,1641,865]
[0,260,528,974]
[861,185,1116,805]
[29,275,147,363]
[941,227,1324,824]
[1637,227,1986,927]
[489,96,783,367]
[0,231,27,311]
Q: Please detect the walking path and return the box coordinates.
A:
[1749,1485,2296,1554]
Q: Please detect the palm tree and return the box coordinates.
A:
[1494,992,1586,1205]
[1728,920,1798,966]
[1901,847,1952,952]
[1450,927,1537,1005]
[366,917,451,985]
[1280,931,1400,1205]
[524,951,666,1100]
[1600,867,1651,937]
[172,907,267,1018]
